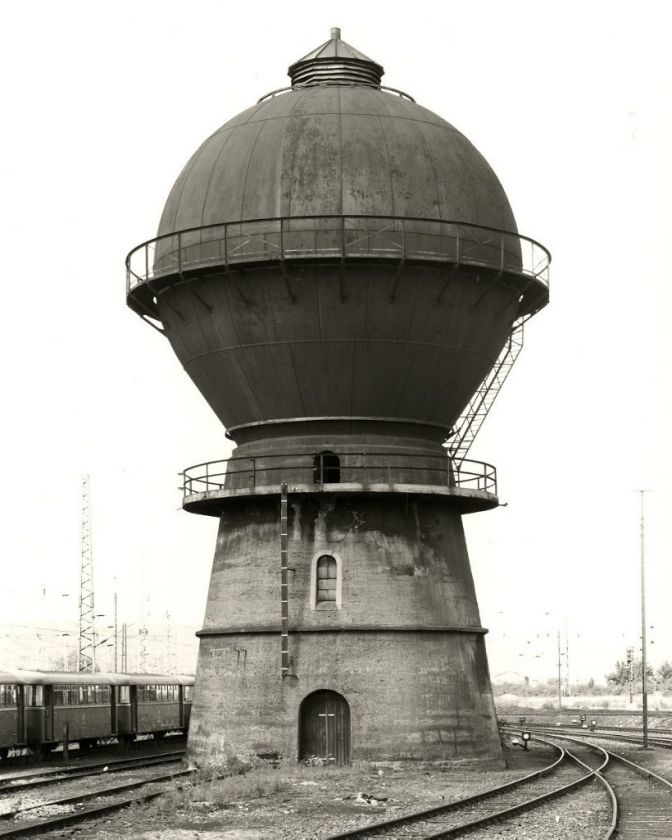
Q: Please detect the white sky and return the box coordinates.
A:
[0,0,670,684]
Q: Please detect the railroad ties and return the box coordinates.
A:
[325,730,672,839]
[0,750,190,838]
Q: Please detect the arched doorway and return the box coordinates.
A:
[299,690,351,765]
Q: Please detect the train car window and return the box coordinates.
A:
[53,686,67,706]
[142,685,158,702]
[184,686,193,702]
[0,685,16,707]
[118,686,130,703]
[94,686,110,704]
[26,685,44,706]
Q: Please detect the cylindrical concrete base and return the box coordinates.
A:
[187,493,502,766]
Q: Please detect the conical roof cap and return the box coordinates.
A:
[288,28,384,88]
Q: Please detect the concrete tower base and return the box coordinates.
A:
[187,493,503,767]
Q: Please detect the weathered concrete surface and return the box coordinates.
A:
[187,494,503,765]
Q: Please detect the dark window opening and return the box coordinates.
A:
[313,451,340,484]
[316,555,337,603]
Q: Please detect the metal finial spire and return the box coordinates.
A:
[288,30,384,88]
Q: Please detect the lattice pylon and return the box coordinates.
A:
[78,475,96,673]
[448,317,526,463]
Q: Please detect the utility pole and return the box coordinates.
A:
[165,611,175,674]
[627,646,634,704]
[639,490,650,749]
[121,623,128,672]
[564,620,570,697]
[139,626,148,672]
[113,590,118,672]
[78,476,96,673]
[557,630,562,709]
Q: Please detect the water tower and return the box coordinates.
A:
[127,29,549,766]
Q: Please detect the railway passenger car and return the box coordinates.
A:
[0,671,194,758]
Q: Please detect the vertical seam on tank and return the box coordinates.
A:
[270,93,304,411]
[338,87,344,215]
[391,267,420,416]
[281,92,309,417]
[412,121,443,218]
[339,88,354,415]
[199,130,236,227]
[167,137,217,232]
[282,91,305,219]
[426,286,500,424]
[377,115,396,216]
[243,102,267,123]
[238,121,266,221]
[213,272,265,423]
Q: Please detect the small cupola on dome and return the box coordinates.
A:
[288,27,384,88]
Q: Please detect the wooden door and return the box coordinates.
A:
[299,690,350,766]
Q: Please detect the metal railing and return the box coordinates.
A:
[180,451,497,499]
[126,215,550,294]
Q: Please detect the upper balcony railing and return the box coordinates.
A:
[180,451,497,501]
[126,215,550,305]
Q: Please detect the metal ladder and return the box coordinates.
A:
[448,317,526,463]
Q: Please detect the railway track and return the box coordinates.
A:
[0,762,197,838]
[530,730,672,839]
[519,725,672,750]
[0,750,185,793]
[324,735,597,838]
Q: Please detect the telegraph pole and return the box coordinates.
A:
[113,590,118,672]
[121,623,128,672]
[557,630,562,709]
[639,490,650,749]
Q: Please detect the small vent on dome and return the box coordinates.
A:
[288,28,384,89]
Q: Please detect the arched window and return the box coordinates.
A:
[316,555,337,603]
[310,551,342,610]
[313,451,340,484]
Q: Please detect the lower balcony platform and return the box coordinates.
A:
[181,452,499,516]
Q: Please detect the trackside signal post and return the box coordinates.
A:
[639,490,651,750]
[127,29,550,766]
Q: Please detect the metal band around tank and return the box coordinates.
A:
[227,416,453,435]
[196,624,489,637]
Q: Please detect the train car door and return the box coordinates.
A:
[110,686,117,735]
[16,685,26,744]
[130,685,138,732]
[43,686,54,742]
[298,690,350,766]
